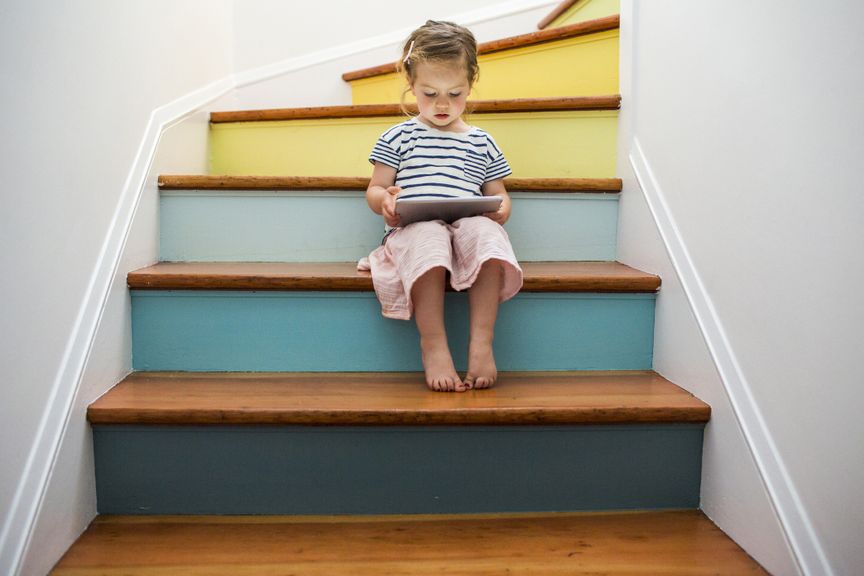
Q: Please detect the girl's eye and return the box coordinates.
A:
[424,92,436,97]
[449,92,462,97]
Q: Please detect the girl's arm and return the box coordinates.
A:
[366,162,402,227]
[481,178,511,224]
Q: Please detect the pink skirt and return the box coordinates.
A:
[359,216,523,320]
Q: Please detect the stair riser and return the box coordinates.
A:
[131,292,655,371]
[94,424,702,515]
[350,30,619,104]
[209,111,618,178]
[159,192,619,262]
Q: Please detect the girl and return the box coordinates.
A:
[364,20,523,393]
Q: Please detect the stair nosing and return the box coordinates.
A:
[210,95,620,124]
[342,14,620,82]
[127,261,661,293]
[157,175,623,193]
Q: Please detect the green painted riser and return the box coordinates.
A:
[94,424,702,515]
[160,192,619,262]
[131,292,655,372]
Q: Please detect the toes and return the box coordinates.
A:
[465,376,496,389]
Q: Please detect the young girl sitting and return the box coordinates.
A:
[364,20,523,393]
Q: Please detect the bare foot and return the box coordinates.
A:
[466,340,497,390]
[420,337,466,392]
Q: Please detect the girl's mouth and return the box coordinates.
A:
[435,114,449,119]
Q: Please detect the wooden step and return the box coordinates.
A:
[343,15,620,82]
[211,96,620,124]
[127,261,661,292]
[52,511,767,575]
[87,370,709,426]
[158,174,623,192]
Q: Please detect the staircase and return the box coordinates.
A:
[52,2,768,573]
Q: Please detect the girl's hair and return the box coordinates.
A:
[396,20,479,114]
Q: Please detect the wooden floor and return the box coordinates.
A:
[52,510,768,575]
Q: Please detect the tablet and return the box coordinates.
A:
[395,196,502,225]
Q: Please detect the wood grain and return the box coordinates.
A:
[126,261,660,292]
[343,15,621,81]
[52,510,767,575]
[86,371,709,426]
[158,174,622,192]
[210,95,620,123]
[538,0,581,29]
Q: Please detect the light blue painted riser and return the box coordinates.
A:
[94,424,703,515]
[159,191,618,262]
[131,291,655,372]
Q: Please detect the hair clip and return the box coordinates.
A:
[403,40,415,64]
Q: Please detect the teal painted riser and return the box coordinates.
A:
[94,424,703,515]
[131,291,655,371]
[159,191,619,262]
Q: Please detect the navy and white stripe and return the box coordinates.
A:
[369,118,512,200]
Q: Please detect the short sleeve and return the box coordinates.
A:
[369,125,403,169]
[484,133,512,182]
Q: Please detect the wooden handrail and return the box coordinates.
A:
[538,0,581,30]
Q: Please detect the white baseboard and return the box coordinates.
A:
[628,136,831,576]
[0,76,235,576]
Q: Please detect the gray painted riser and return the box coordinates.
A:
[159,191,619,262]
[131,291,655,372]
[94,424,703,515]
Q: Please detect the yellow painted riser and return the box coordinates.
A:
[209,111,618,178]
[350,30,618,105]
[548,0,620,29]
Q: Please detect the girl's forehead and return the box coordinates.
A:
[412,61,470,86]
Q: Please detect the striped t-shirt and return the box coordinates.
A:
[368,117,512,200]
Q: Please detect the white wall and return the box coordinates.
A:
[617,1,864,575]
[225,0,557,111]
[0,2,557,574]
[0,2,233,574]
[233,0,548,73]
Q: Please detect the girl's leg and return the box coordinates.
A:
[412,266,466,392]
[466,259,503,389]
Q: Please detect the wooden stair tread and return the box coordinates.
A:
[342,15,620,82]
[158,174,622,192]
[210,95,620,123]
[87,371,710,426]
[127,261,660,292]
[52,510,766,574]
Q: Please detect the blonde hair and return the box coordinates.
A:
[396,20,479,115]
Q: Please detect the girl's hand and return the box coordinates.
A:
[481,178,511,224]
[483,201,510,224]
[381,186,402,227]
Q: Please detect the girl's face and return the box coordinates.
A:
[410,61,471,132]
